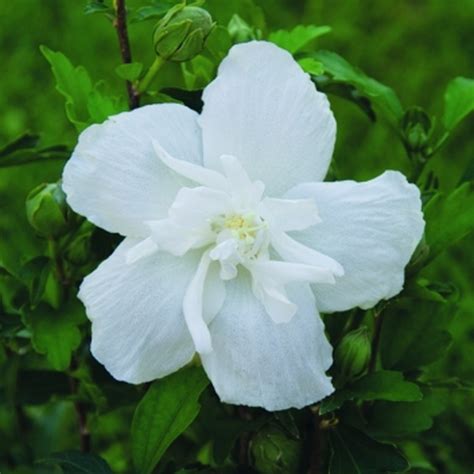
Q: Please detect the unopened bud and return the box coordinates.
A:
[26,183,71,238]
[251,425,302,474]
[401,107,432,153]
[153,4,214,62]
[334,326,372,382]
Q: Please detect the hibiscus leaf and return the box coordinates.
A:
[424,182,474,260]
[380,298,456,371]
[131,366,209,474]
[442,76,474,132]
[320,370,423,414]
[328,424,409,473]
[0,132,69,169]
[40,450,113,473]
[115,62,143,82]
[313,50,404,128]
[40,46,126,131]
[22,299,85,371]
[268,25,331,54]
[367,389,445,438]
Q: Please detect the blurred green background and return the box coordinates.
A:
[1,0,473,472]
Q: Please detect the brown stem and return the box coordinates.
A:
[237,406,252,465]
[69,360,91,453]
[308,410,321,474]
[113,0,139,109]
[368,311,384,373]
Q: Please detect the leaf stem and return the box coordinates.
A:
[308,409,321,474]
[113,0,139,109]
[368,309,384,373]
[69,361,91,453]
[136,56,166,94]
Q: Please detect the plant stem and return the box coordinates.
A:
[113,0,139,109]
[136,56,165,94]
[368,310,384,373]
[69,365,91,453]
[308,409,321,474]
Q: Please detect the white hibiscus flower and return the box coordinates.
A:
[62,41,424,411]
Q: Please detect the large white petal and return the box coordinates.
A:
[199,41,336,197]
[63,104,203,237]
[201,272,334,411]
[285,171,425,313]
[79,238,197,383]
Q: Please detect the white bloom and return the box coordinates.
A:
[63,41,424,411]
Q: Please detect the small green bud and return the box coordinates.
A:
[227,14,258,43]
[65,233,91,265]
[26,183,71,238]
[334,326,372,382]
[251,425,302,474]
[401,107,432,153]
[153,4,214,62]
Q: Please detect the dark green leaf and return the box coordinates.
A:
[380,299,455,371]
[15,370,70,405]
[0,133,69,168]
[328,424,409,473]
[268,25,331,54]
[442,76,474,131]
[19,256,51,307]
[84,0,113,16]
[313,50,403,127]
[424,182,474,260]
[367,389,445,437]
[321,370,422,414]
[41,450,113,473]
[23,299,85,371]
[131,366,209,474]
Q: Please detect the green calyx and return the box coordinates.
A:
[153,4,214,62]
[25,182,71,239]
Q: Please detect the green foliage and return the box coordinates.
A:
[268,24,331,53]
[328,424,409,473]
[1,0,474,473]
[41,46,126,131]
[442,77,474,132]
[131,366,209,474]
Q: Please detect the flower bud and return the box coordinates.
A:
[65,233,91,265]
[153,4,214,62]
[401,107,432,153]
[228,14,258,43]
[334,326,372,382]
[251,425,302,474]
[26,183,71,238]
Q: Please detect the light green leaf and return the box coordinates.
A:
[442,76,474,131]
[297,57,324,76]
[424,182,474,260]
[41,450,113,473]
[115,62,143,81]
[269,25,331,54]
[328,424,409,473]
[41,46,126,131]
[23,299,85,371]
[313,50,403,127]
[321,370,423,414]
[131,366,209,474]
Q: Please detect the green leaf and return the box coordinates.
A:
[297,57,324,76]
[19,256,51,307]
[41,450,113,473]
[131,366,209,474]
[268,25,331,54]
[115,62,143,81]
[313,50,404,128]
[23,299,85,371]
[84,0,113,16]
[328,424,409,473]
[0,133,69,169]
[15,370,70,405]
[380,299,455,371]
[41,46,126,131]
[320,370,423,414]
[442,76,474,131]
[424,182,474,260]
[367,389,445,437]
